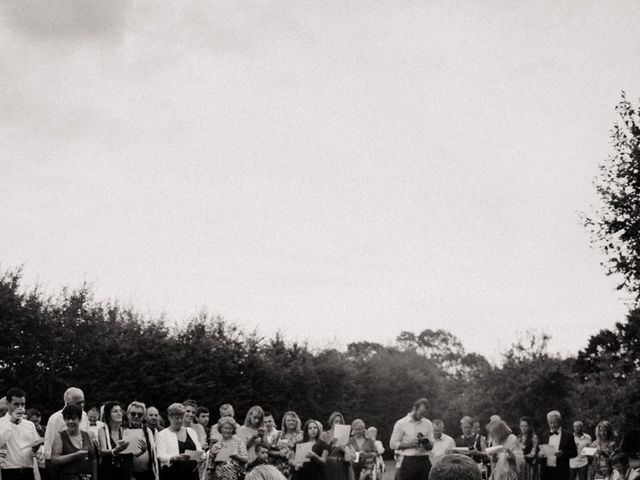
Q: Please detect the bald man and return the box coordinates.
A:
[43,387,89,461]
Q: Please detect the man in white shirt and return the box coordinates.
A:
[0,387,44,480]
[390,398,435,480]
[430,420,456,466]
[43,387,89,461]
[570,421,592,480]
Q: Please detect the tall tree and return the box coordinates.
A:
[583,93,640,300]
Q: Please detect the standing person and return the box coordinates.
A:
[210,404,239,445]
[50,404,98,480]
[390,398,435,480]
[239,406,266,465]
[457,417,488,465]
[322,412,354,480]
[430,420,456,467]
[571,422,592,480]
[209,417,248,480]
[196,407,211,447]
[611,454,639,480]
[146,407,163,434]
[43,388,89,463]
[127,401,160,480]
[590,422,617,480]
[86,406,104,443]
[292,419,329,480]
[156,403,204,480]
[538,411,577,480]
[486,419,523,480]
[0,388,44,480]
[518,417,539,480]
[348,419,377,479]
[263,413,280,449]
[98,401,143,480]
[272,411,302,478]
[26,409,45,478]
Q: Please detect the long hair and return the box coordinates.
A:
[102,401,122,426]
[327,412,345,430]
[244,406,265,428]
[596,421,615,443]
[487,419,512,445]
[302,419,324,442]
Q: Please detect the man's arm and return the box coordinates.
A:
[43,413,59,459]
[389,421,403,451]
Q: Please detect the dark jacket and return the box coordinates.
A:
[540,429,578,480]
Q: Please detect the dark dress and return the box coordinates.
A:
[160,431,199,480]
[99,428,134,480]
[294,440,329,480]
[58,431,96,479]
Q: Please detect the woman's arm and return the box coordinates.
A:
[309,448,329,465]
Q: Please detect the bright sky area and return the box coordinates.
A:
[2,1,640,361]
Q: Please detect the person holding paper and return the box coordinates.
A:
[209,416,247,480]
[321,412,354,480]
[98,401,144,480]
[127,401,159,480]
[570,421,592,480]
[539,411,577,480]
[390,398,435,480]
[156,403,204,480]
[51,404,98,480]
[487,418,523,480]
[293,419,329,480]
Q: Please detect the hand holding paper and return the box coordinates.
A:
[294,442,313,465]
[333,425,351,447]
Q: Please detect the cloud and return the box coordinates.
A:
[1,0,129,40]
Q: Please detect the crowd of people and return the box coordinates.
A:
[0,387,638,480]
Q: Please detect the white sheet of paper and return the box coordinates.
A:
[540,444,557,467]
[581,447,597,457]
[485,445,503,455]
[294,442,314,464]
[333,425,351,446]
[121,429,144,454]
[215,442,238,462]
[185,449,204,461]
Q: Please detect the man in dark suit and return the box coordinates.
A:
[539,410,578,480]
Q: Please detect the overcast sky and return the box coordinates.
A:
[2,0,639,361]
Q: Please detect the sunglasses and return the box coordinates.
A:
[130,412,144,418]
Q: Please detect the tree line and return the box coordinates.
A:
[1,268,639,456]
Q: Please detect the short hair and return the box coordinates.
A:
[302,419,324,442]
[366,426,378,434]
[282,411,302,433]
[62,404,83,420]
[255,443,270,453]
[6,388,26,403]
[167,403,186,417]
[26,408,41,418]
[63,387,84,404]
[87,406,100,413]
[127,401,146,413]
[351,419,365,430]
[219,403,234,414]
[547,410,561,422]
[611,453,629,467]
[429,454,481,480]
[433,419,445,428]
[183,399,198,409]
[413,398,430,410]
[217,416,238,434]
[573,420,584,428]
[196,406,209,416]
[263,411,274,418]
[460,416,473,425]
[245,465,287,480]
